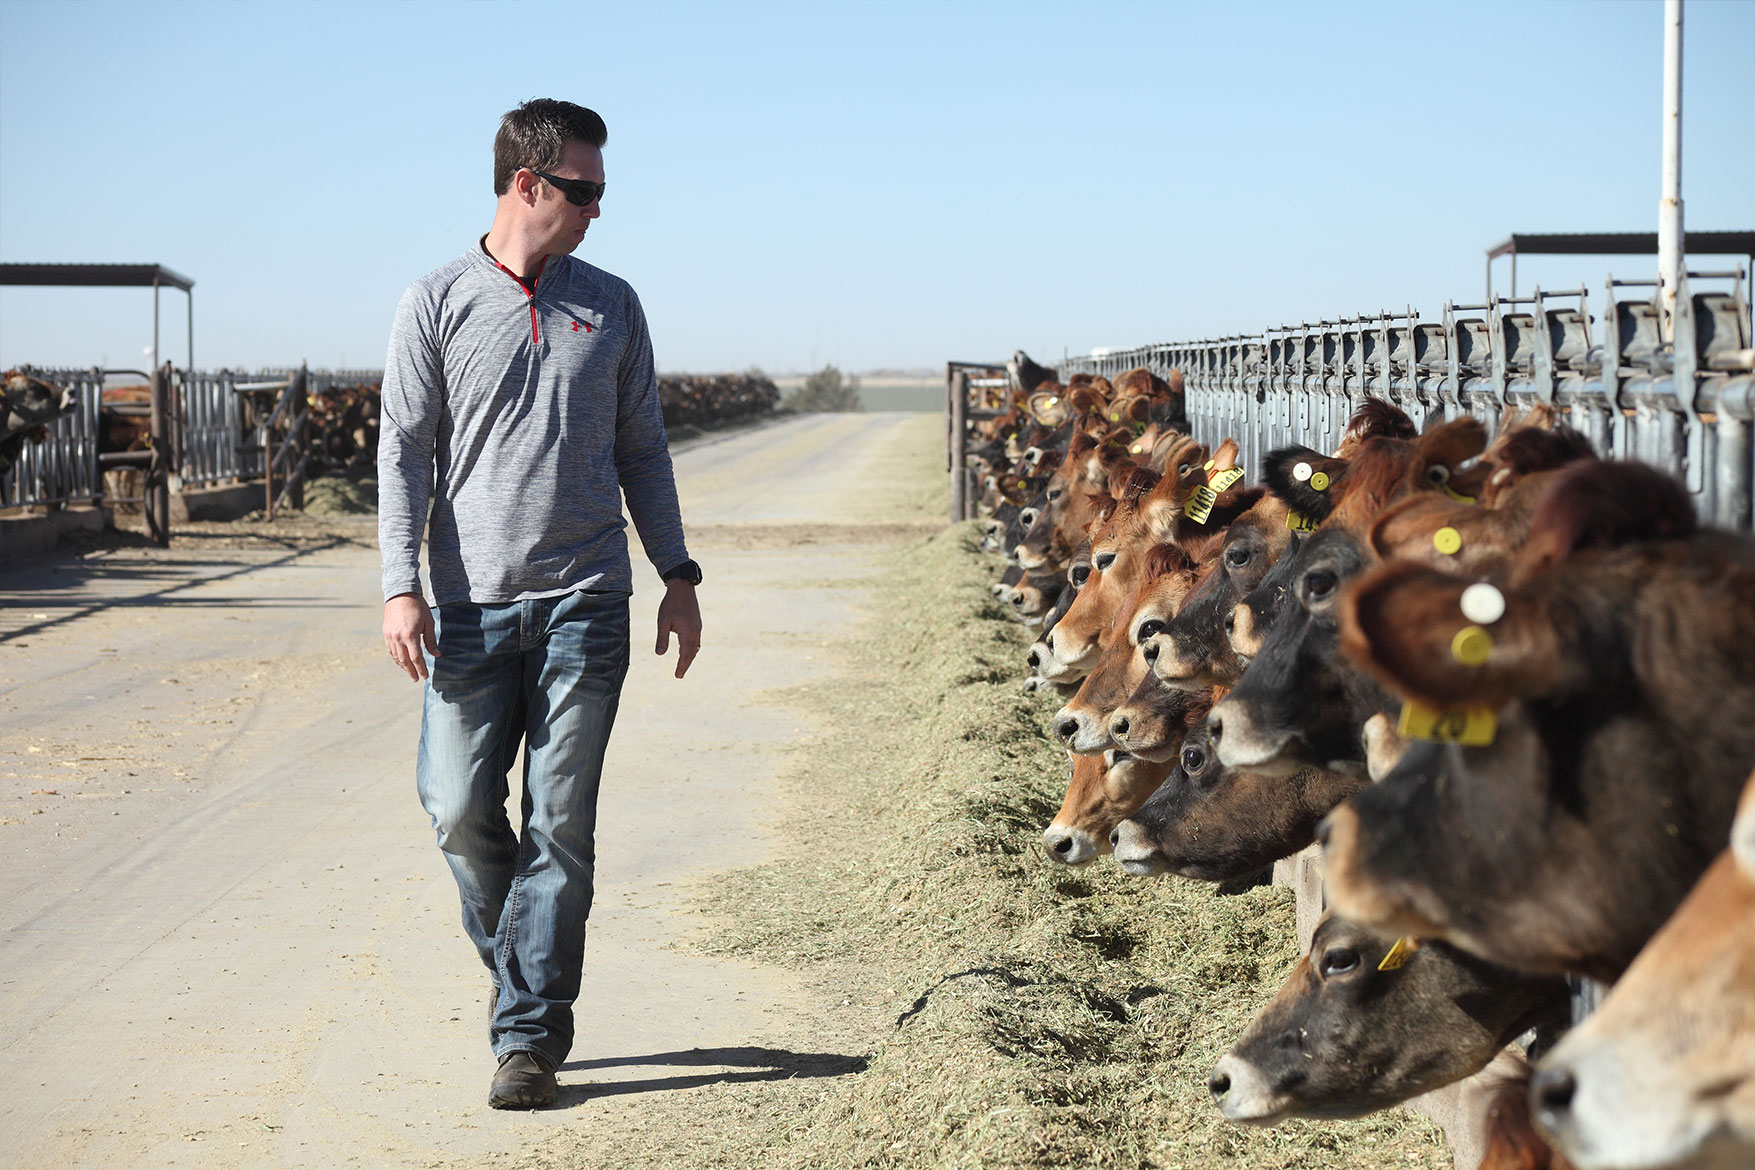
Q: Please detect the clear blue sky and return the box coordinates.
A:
[1,0,1750,375]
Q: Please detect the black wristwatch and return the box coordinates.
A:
[661,559,703,586]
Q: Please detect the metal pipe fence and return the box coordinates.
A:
[1,366,106,510]
[1,365,384,512]
[1059,270,1754,531]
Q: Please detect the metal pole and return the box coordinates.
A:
[949,369,969,523]
[152,276,160,373]
[1659,0,1685,338]
[147,362,170,547]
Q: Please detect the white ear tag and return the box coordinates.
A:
[1459,583,1506,626]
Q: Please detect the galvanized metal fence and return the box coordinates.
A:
[0,365,384,512]
[1060,270,1754,531]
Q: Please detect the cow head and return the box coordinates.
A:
[1531,770,1755,1170]
[1208,915,1566,1126]
[1111,725,1367,881]
[1322,515,1755,980]
[1041,748,1175,867]
[1052,542,1197,753]
[1147,493,1295,690]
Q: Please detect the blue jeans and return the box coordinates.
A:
[417,589,630,1070]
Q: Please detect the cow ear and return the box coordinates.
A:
[1513,460,1696,585]
[1151,433,1207,483]
[1336,397,1418,455]
[1732,770,1755,880]
[1208,438,1241,472]
[1262,445,1346,522]
[1367,493,1514,576]
[1414,416,1488,477]
[1338,562,1577,708]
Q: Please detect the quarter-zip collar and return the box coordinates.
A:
[477,236,550,344]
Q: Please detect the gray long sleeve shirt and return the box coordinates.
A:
[377,242,689,605]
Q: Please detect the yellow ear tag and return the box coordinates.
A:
[1433,526,1463,555]
[1130,442,1144,454]
[1398,700,1498,745]
[1109,411,1121,421]
[1047,396,1059,405]
[1309,471,1330,492]
[1451,625,1494,665]
[1441,484,1477,505]
[1377,936,1420,972]
[1203,459,1216,472]
[1183,467,1244,523]
[1286,509,1318,533]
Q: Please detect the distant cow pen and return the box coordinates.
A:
[1,365,780,527]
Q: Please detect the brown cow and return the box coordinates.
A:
[1041,748,1175,867]
[1207,417,1489,776]
[1145,492,1295,691]
[1052,542,1199,753]
[1108,675,1213,763]
[1111,725,1368,882]
[1208,914,1565,1135]
[1321,480,1755,980]
[1530,770,1755,1170]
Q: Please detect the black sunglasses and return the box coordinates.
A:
[531,169,605,207]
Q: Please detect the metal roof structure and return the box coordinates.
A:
[1485,232,1754,301]
[0,262,196,369]
[1486,231,1755,261]
[0,262,195,291]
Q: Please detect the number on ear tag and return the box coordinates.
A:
[1183,468,1243,522]
[1377,936,1419,971]
[1286,509,1318,533]
[1397,700,1497,746]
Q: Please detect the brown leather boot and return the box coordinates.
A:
[488,1051,557,1109]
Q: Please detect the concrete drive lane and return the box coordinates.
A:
[0,411,940,1169]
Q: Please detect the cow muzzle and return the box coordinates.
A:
[1042,823,1100,866]
[1207,1053,1293,1125]
[1053,705,1113,754]
[1207,698,1297,774]
[1110,821,1169,876]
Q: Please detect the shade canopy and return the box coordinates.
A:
[0,262,195,291]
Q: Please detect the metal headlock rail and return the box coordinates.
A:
[1058,269,1754,532]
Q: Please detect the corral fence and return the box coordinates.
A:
[2,363,384,528]
[1053,268,1755,532]
[5,363,786,534]
[945,361,1010,522]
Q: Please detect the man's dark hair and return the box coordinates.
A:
[494,99,608,196]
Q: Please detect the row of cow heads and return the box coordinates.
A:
[981,388,1754,1169]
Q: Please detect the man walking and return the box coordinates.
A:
[378,98,703,1109]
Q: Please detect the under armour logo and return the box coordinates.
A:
[572,320,593,333]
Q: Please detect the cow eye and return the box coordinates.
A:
[1136,619,1165,643]
[1095,552,1117,572]
[1180,744,1206,774]
[1070,564,1091,587]
[1224,545,1252,569]
[1302,569,1338,604]
[1320,948,1360,977]
[1047,488,1064,501]
[1425,464,1451,485]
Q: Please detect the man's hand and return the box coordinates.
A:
[384,593,438,681]
[655,580,702,679]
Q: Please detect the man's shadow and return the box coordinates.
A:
[554,1045,868,1105]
